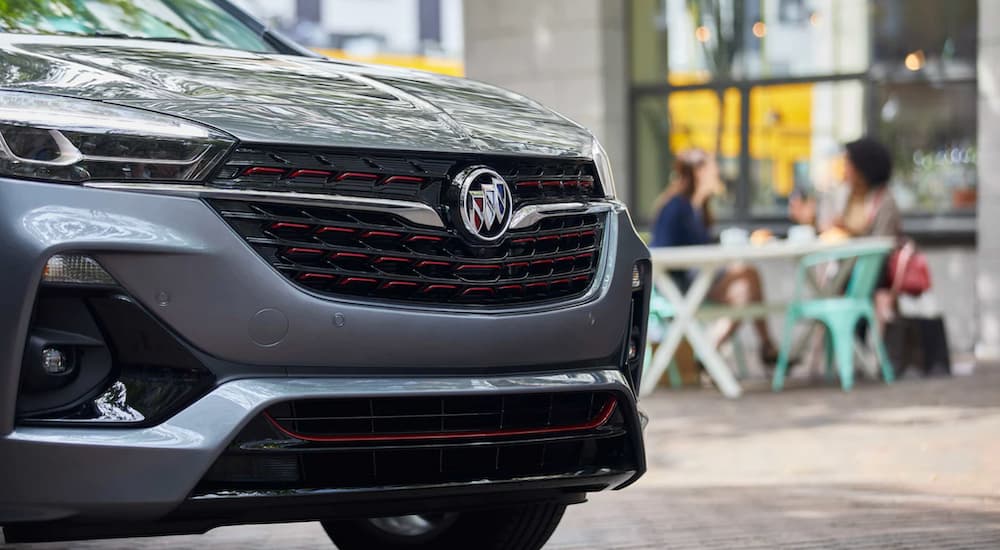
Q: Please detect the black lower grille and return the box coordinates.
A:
[196,392,634,494]
[208,199,605,306]
[266,392,615,441]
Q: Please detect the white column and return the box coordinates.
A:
[462,0,629,199]
[976,0,1000,360]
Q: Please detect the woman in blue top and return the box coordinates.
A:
[651,149,778,362]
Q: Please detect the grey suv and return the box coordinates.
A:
[0,1,650,548]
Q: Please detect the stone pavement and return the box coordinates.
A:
[7,367,1000,549]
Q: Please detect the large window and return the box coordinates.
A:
[629,0,978,232]
[749,80,864,217]
[634,90,741,219]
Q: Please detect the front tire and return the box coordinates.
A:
[321,502,567,550]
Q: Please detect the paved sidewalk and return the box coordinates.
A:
[552,366,1000,548]
[7,368,1000,549]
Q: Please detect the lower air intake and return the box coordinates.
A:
[196,391,635,494]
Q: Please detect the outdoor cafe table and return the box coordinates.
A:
[641,236,895,398]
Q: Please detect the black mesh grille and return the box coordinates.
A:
[210,147,603,206]
[196,391,634,493]
[266,392,614,440]
[208,199,604,306]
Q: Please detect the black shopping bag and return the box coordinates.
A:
[884,316,951,377]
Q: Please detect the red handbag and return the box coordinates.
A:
[866,190,931,296]
[887,240,931,296]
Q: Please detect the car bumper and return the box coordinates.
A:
[0,369,641,528]
[0,178,649,530]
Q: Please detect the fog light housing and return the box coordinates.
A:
[43,254,116,286]
[41,347,71,375]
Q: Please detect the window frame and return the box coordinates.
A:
[626,1,977,243]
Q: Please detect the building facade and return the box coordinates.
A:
[465,0,993,358]
[236,0,464,73]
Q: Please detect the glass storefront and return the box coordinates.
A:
[629,0,978,228]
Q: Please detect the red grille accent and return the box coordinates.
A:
[210,200,604,306]
[333,252,368,259]
[285,247,323,256]
[243,166,285,176]
[361,230,401,239]
[336,171,379,181]
[270,222,310,231]
[383,175,425,185]
[288,169,332,179]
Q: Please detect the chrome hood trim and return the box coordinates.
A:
[86,182,622,231]
[510,201,625,230]
[84,183,446,228]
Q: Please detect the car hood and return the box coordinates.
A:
[0,35,595,157]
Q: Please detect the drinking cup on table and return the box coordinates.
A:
[787,224,817,243]
[719,227,749,246]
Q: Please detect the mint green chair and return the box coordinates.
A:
[772,242,895,392]
[645,288,682,388]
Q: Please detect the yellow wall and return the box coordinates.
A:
[313,48,465,77]
[311,52,811,199]
[667,79,814,198]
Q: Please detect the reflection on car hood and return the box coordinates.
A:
[0,35,594,157]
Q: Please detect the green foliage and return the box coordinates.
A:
[684,0,748,156]
[684,0,747,79]
[0,0,189,39]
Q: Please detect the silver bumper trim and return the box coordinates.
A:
[84,183,447,228]
[85,182,623,233]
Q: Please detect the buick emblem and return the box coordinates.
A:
[454,166,512,243]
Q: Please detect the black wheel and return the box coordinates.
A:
[322,502,567,550]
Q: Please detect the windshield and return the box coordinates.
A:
[0,0,275,52]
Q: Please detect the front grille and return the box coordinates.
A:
[196,391,634,493]
[209,199,605,306]
[211,147,603,207]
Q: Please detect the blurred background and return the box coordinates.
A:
[234,0,993,363]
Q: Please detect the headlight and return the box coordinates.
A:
[591,136,617,199]
[0,92,234,183]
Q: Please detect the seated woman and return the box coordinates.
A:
[789,137,901,239]
[790,137,903,323]
[650,148,778,363]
